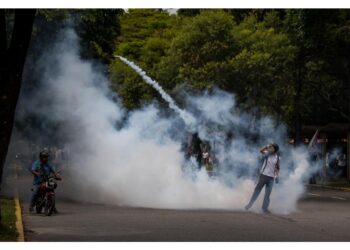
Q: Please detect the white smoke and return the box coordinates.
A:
[19,29,317,214]
[114,55,197,130]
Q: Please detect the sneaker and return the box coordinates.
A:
[244,204,251,211]
[29,207,34,212]
[262,209,271,214]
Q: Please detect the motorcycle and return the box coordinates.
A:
[34,173,59,216]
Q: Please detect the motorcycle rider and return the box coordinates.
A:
[29,149,61,213]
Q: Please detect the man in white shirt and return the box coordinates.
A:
[245,143,280,214]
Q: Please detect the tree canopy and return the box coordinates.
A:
[5,9,350,147]
[109,9,350,136]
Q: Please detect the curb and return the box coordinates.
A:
[13,163,25,242]
[14,193,25,242]
[307,184,350,192]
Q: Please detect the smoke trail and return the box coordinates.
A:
[114,55,197,130]
[15,29,319,214]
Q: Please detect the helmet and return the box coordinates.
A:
[39,148,50,158]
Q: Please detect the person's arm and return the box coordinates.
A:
[54,172,62,180]
[50,164,62,180]
[275,166,280,177]
[260,145,269,154]
[274,158,280,177]
[31,170,41,176]
[31,162,41,176]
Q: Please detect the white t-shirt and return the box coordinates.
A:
[260,152,280,178]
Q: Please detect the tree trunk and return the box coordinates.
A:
[0,10,6,52]
[0,9,5,224]
[294,76,302,145]
[0,9,36,186]
[294,52,304,145]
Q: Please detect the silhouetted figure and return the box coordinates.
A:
[191,133,203,169]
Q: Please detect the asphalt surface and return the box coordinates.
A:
[2,164,350,241]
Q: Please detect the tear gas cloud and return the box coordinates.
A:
[18,29,320,214]
[114,55,197,130]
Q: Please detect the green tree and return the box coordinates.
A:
[109,9,177,109]
[108,8,350,133]
[177,9,201,17]
[302,10,350,124]
[72,9,124,63]
[228,13,296,124]
[155,10,296,126]
[15,9,125,147]
[283,9,350,142]
[160,10,238,90]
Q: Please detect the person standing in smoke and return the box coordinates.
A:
[245,143,280,214]
[190,133,203,169]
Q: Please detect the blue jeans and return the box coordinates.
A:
[30,184,41,208]
[246,174,274,211]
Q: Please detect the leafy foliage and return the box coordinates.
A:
[18,9,350,131]
[109,9,350,129]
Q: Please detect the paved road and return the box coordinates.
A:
[2,165,350,241]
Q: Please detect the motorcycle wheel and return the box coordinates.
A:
[36,198,43,214]
[45,196,55,216]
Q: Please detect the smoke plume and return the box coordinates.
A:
[16,29,318,214]
[114,55,197,130]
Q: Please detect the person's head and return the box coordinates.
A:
[39,149,50,163]
[268,143,279,154]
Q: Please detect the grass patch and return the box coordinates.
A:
[0,197,18,241]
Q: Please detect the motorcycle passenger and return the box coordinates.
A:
[29,149,61,213]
